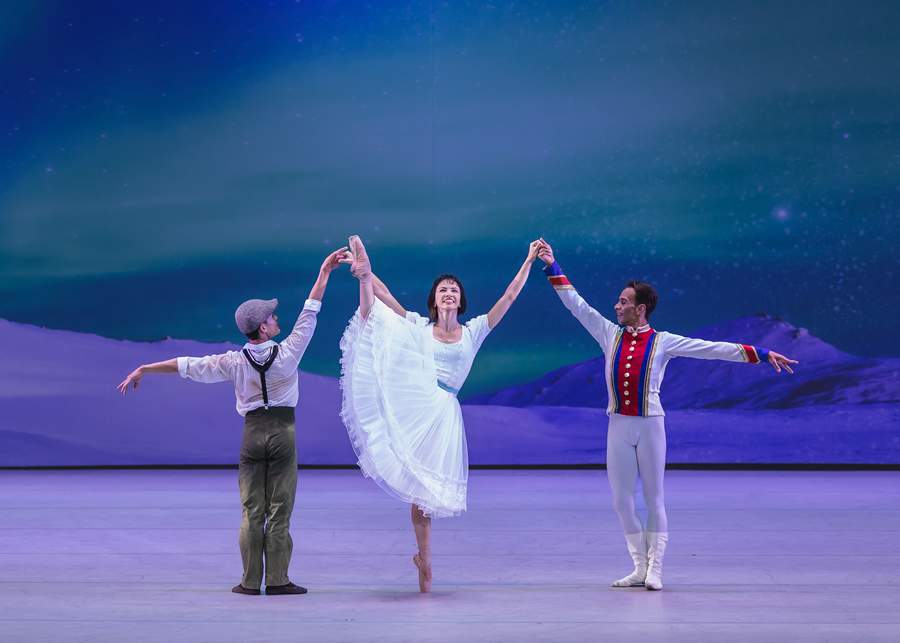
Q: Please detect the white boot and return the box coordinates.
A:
[611,532,647,587]
[644,531,668,591]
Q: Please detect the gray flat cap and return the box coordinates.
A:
[235,298,278,334]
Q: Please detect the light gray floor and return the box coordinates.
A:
[0,469,897,642]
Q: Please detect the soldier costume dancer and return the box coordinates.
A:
[117,247,350,596]
[536,239,797,591]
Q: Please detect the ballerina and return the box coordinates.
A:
[339,235,542,592]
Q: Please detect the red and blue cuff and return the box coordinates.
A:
[740,344,770,364]
[543,261,573,290]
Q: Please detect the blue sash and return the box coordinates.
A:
[437,380,459,396]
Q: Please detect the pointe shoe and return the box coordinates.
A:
[611,531,647,587]
[644,531,669,591]
[413,552,432,593]
[348,235,372,282]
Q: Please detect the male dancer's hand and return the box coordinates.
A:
[767,351,798,374]
[537,237,555,265]
[117,367,144,395]
[321,246,352,274]
[116,359,178,394]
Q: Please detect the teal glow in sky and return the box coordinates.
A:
[2,1,898,395]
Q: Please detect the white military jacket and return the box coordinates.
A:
[544,262,769,417]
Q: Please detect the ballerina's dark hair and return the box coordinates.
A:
[427,274,467,322]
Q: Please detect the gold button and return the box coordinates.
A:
[625,372,630,378]
[632,332,638,337]
[624,381,629,387]
[625,363,631,369]
[625,400,631,405]
[627,356,633,360]
[629,347,635,352]
[624,391,629,396]
[631,340,637,345]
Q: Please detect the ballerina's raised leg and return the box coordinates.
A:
[340,235,542,592]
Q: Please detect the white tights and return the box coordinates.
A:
[606,414,668,534]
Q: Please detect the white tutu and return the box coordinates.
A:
[339,299,468,518]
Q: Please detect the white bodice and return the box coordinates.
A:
[405,311,492,392]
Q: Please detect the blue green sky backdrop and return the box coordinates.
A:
[2,0,898,396]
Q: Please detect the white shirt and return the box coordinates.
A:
[176,299,321,416]
[404,311,492,393]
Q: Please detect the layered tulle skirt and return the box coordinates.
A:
[339,299,468,518]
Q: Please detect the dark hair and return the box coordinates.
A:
[245,329,261,341]
[626,280,658,319]
[427,274,467,322]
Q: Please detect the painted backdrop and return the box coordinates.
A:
[1,1,897,465]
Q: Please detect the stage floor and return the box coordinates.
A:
[1,469,898,642]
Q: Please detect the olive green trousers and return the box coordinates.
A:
[238,406,297,590]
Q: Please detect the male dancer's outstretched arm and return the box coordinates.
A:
[663,333,797,373]
[279,246,351,370]
[537,238,618,353]
[537,238,796,372]
[117,352,233,396]
[117,358,179,394]
[117,247,350,394]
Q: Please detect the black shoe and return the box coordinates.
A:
[265,582,308,595]
[232,584,261,595]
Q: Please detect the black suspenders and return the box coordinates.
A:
[242,345,279,409]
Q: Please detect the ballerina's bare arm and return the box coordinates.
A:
[486,240,542,329]
[371,274,407,317]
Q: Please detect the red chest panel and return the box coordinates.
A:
[612,328,656,416]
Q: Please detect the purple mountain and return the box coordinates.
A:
[2,316,897,466]
[0,319,355,467]
[467,315,900,409]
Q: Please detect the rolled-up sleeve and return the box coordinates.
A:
[177,351,239,383]
[278,299,321,371]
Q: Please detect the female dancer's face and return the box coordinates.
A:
[434,280,462,315]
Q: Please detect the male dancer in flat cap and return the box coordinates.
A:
[536,239,797,591]
[118,247,350,596]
